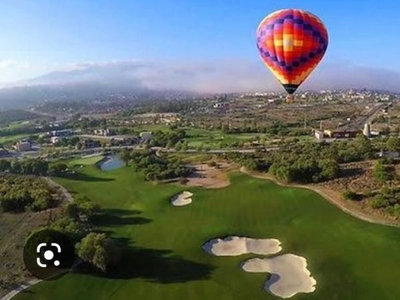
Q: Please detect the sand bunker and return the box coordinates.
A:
[242,254,316,298]
[171,191,193,206]
[202,236,282,256]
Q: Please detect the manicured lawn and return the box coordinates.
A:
[15,163,400,300]
[69,155,105,166]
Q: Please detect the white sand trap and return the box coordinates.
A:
[171,191,193,206]
[202,236,282,256]
[242,254,316,298]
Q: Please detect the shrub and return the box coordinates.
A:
[342,190,358,201]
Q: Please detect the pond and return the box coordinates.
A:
[99,155,125,171]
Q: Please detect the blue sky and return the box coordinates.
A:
[1,0,400,91]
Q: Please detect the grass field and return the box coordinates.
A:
[0,134,35,144]
[182,127,268,148]
[14,161,400,300]
[69,155,105,166]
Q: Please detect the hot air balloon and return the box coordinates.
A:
[256,9,328,101]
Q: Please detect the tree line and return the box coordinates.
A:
[0,175,58,212]
[224,134,377,184]
[120,150,192,181]
[0,159,68,176]
[49,196,121,273]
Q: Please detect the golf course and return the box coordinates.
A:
[14,157,400,300]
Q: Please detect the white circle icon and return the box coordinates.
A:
[44,250,54,260]
[54,260,60,266]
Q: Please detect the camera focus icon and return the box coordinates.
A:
[36,243,62,268]
[23,229,75,280]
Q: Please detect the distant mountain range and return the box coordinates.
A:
[0,61,202,110]
[1,59,400,110]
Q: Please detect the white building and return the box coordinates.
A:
[94,128,115,136]
[51,137,61,144]
[314,130,324,140]
[363,123,371,138]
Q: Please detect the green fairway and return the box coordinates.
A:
[69,155,105,166]
[15,163,400,300]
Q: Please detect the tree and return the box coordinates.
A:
[73,196,100,221]
[244,159,257,171]
[374,160,393,182]
[76,233,121,272]
[386,137,400,152]
[166,140,174,149]
[181,142,188,152]
[10,161,21,173]
[0,160,11,172]
[319,159,340,180]
[355,134,373,159]
[174,142,182,152]
[50,217,87,241]
[48,163,68,176]
[120,150,131,165]
[37,136,46,145]
[343,190,358,201]
[65,203,80,220]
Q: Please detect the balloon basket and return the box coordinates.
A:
[286,95,295,103]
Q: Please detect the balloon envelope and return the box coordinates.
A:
[256,9,328,94]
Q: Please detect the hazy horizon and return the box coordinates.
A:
[1,59,400,94]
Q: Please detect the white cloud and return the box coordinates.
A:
[3,58,400,93]
[0,59,31,69]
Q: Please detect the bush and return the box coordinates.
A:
[369,195,390,209]
[76,233,121,273]
[49,217,88,242]
[342,190,359,201]
[0,175,57,213]
[374,161,393,182]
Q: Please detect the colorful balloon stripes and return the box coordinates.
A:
[257,9,328,95]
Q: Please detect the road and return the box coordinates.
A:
[339,103,385,131]
[12,145,271,160]
[77,134,136,141]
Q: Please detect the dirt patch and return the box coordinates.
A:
[0,208,64,298]
[0,177,70,298]
[320,161,383,193]
[185,162,232,189]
